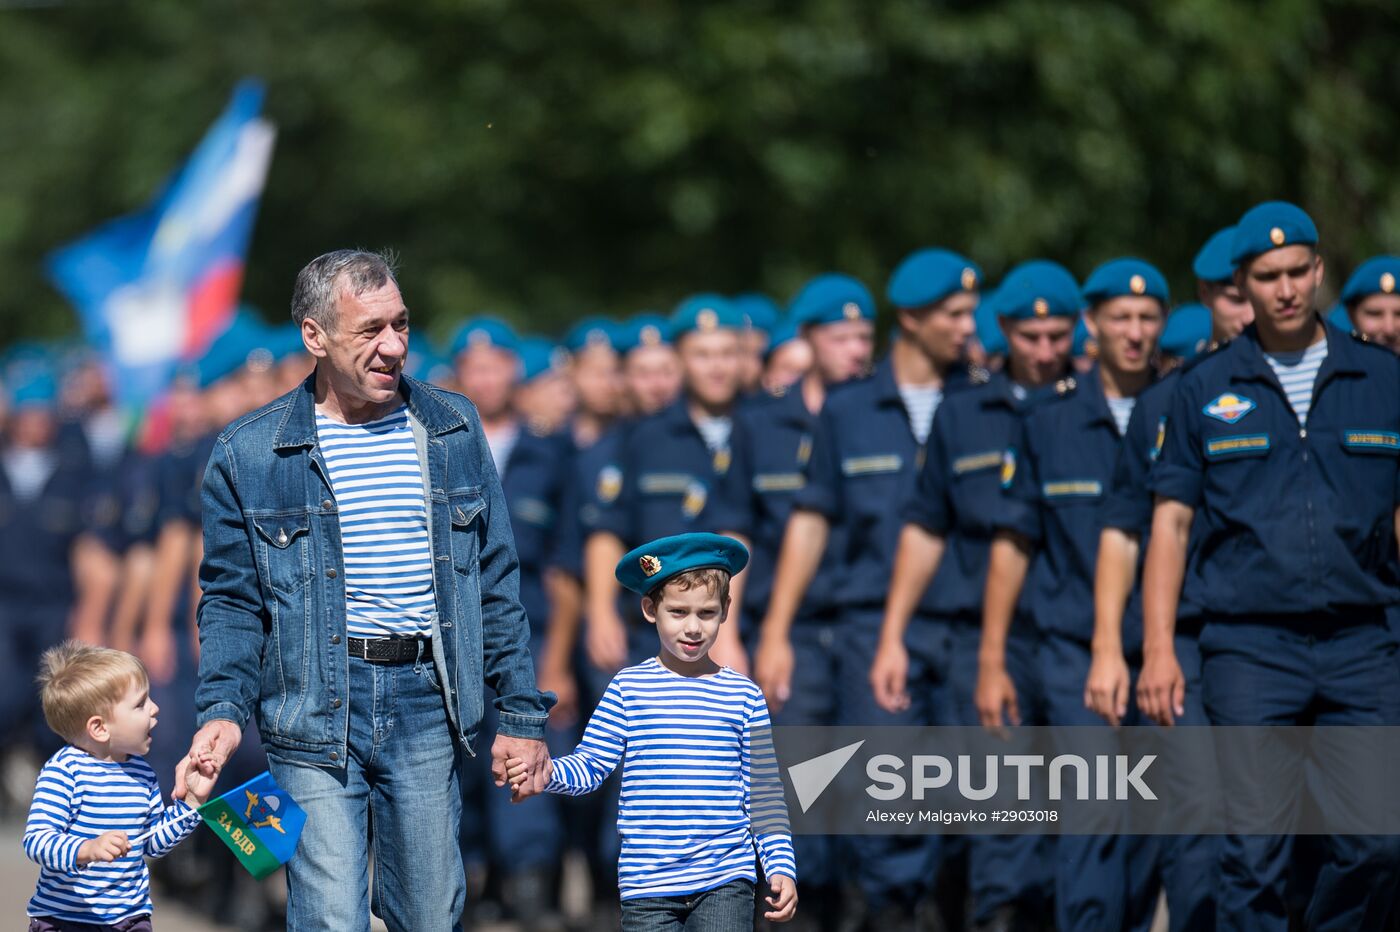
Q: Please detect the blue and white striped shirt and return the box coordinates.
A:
[547,658,796,900]
[315,407,437,638]
[1264,337,1328,425]
[24,746,200,923]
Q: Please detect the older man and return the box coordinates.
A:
[179,250,552,932]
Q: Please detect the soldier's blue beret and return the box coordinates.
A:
[616,532,750,596]
[1192,227,1237,283]
[1160,303,1213,359]
[405,334,451,384]
[266,323,308,362]
[887,248,981,309]
[519,338,570,382]
[732,293,781,335]
[764,318,802,360]
[1082,258,1170,307]
[1072,318,1093,358]
[1327,303,1353,331]
[671,294,747,337]
[788,273,876,326]
[616,314,673,354]
[1230,202,1318,265]
[1340,256,1400,306]
[449,317,521,357]
[989,260,1082,320]
[975,289,1008,355]
[564,317,618,354]
[8,366,58,408]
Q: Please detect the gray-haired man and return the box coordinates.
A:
[178,251,553,931]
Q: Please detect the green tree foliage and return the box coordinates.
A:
[2,0,1398,346]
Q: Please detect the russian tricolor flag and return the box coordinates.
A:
[46,80,276,409]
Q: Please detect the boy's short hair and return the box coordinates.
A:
[37,641,148,743]
[645,567,731,607]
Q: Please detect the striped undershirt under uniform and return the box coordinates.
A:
[315,406,437,639]
[1107,395,1137,436]
[898,384,943,445]
[547,658,796,900]
[24,746,200,923]
[1264,337,1328,425]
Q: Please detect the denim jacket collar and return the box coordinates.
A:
[272,371,470,450]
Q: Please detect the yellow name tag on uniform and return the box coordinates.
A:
[952,451,1003,475]
[841,454,903,476]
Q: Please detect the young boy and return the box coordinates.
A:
[23,642,218,931]
[507,532,798,929]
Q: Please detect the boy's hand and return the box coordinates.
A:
[77,830,130,866]
[177,755,221,807]
[765,874,798,922]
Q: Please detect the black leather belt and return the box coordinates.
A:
[346,636,432,664]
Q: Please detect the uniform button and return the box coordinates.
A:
[330,751,339,761]
[332,698,342,709]
[326,569,337,579]
[331,635,341,645]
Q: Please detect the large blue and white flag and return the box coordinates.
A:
[46,80,276,408]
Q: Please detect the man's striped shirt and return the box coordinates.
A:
[315,406,436,638]
[547,658,796,899]
[1263,337,1328,425]
[24,747,200,923]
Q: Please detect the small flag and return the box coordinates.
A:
[198,771,306,879]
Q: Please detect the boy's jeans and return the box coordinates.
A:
[621,879,756,931]
[267,656,466,932]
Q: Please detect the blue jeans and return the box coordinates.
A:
[267,655,466,932]
[620,879,755,931]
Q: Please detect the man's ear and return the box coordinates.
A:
[640,596,658,625]
[1313,254,1326,290]
[86,714,109,744]
[302,319,330,360]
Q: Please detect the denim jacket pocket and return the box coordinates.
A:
[251,511,313,596]
[448,489,485,576]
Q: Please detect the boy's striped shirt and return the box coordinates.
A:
[547,658,796,899]
[315,406,436,638]
[24,746,199,923]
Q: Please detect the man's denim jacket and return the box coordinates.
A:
[195,374,552,768]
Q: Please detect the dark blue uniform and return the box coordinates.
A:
[904,368,1052,923]
[1100,368,1218,932]
[474,426,577,878]
[1151,321,1400,931]
[999,365,1163,932]
[793,356,970,914]
[594,397,751,656]
[0,451,86,751]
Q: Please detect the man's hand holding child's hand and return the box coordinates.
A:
[505,755,554,802]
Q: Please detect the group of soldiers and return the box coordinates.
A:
[3,198,1400,932]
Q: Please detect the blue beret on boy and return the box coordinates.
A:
[788,273,876,326]
[1160,303,1212,359]
[564,317,618,354]
[1340,256,1400,307]
[8,366,58,408]
[1192,227,1237,283]
[616,532,750,596]
[990,260,1082,320]
[1082,257,1170,307]
[1229,202,1318,265]
[615,314,673,354]
[449,317,520,357]
[671,294,747,337]
[732,293,781,334]
[887,248,981,309]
